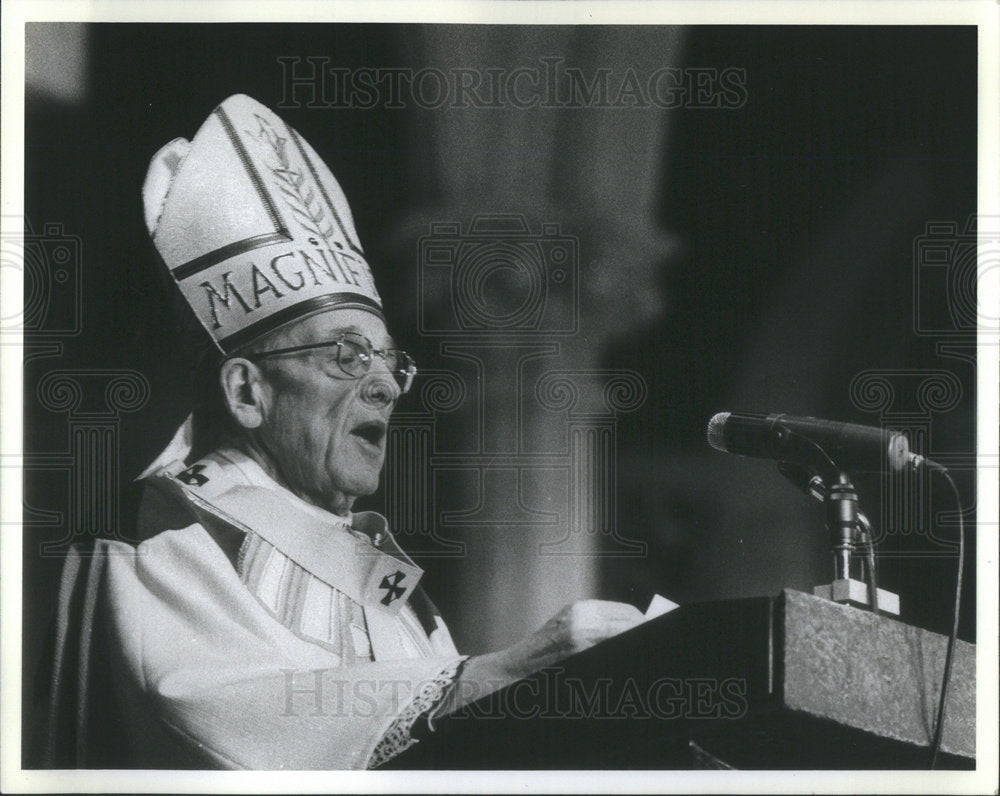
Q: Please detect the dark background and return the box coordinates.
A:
[23,24,977,732]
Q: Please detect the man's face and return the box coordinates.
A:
[252,308,400,512]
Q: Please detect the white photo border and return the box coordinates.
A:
[2,2,997,794]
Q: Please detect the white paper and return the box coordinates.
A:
[644,593,680,619]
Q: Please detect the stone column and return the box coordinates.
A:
[378,27,682,650]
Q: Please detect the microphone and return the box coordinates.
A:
[707,411,917,473]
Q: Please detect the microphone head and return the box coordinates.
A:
[707,412,731,452]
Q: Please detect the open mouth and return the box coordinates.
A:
[351,419,387,448]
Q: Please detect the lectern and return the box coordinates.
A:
[386,589,975,769]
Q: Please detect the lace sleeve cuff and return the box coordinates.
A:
[366,656,469,769]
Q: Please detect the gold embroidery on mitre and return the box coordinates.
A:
[245,114,338,246]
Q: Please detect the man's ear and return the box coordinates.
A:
[219,358,269,430]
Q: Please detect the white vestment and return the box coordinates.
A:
[38,446,466,770]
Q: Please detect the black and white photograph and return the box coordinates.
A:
[2,1,998,792]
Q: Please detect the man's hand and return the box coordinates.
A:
[441,600,645,716]
[501,599,646,677]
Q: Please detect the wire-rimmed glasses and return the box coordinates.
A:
[249,331,417,394]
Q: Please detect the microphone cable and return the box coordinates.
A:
[929,464,964,769]
[858,517,880,619]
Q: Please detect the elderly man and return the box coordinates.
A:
[39,95,643,770]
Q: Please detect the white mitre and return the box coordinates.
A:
[142,93,382,355]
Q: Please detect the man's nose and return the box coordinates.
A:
[356,370,400,408]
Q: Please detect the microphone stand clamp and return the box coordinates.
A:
[811,469,900,615]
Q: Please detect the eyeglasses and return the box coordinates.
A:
[249,331,417,394]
